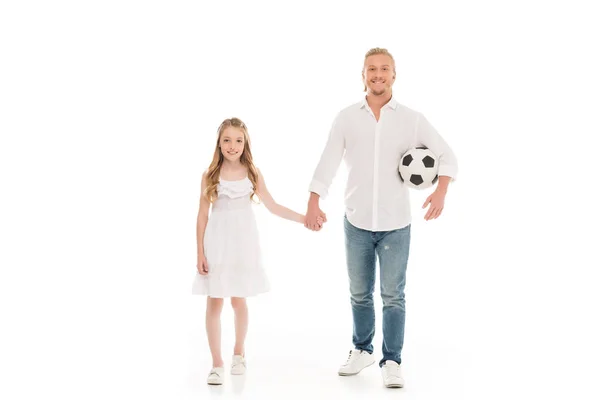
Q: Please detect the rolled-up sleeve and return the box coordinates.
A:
[415,113,458,181]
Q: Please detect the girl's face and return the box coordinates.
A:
[219,127,245,162]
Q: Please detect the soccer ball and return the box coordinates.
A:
[398,146,439,190]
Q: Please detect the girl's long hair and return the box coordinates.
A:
[204,117,259,203]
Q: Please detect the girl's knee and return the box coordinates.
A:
[230,297,246,309]
[207,297,224,312]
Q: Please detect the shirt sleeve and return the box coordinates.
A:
[308,113,345,199]
[415,113,458,181]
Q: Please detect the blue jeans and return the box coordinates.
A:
[344,215,411,367]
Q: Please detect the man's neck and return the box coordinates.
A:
[366,92,392,112]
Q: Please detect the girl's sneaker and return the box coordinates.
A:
[207,367,224,385]
[231,355,246,375]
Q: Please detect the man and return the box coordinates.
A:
[305,47,458,388]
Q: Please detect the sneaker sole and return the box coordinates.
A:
[338,360,375,376]
[386,383,404,388]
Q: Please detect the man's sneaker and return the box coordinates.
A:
[231,355,246,375]
[338,349,375,376]
[381,360,404,388]
[207,367,224,385]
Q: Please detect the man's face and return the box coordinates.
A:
[363,54,395,96]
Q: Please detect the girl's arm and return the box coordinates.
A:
[196,172,211,272]
[256,168,304,224]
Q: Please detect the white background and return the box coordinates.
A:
[1,1,599,399]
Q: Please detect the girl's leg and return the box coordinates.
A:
[231,297,248,355]
[206,297,224,367]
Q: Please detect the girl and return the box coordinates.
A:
[192,117,322,385]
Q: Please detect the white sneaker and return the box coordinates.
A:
[381,360,404,388]
[338,349,375,376]
[207,367,224,385]
[231,355,246,375]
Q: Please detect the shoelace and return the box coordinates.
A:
[232,357,245,368]
[343,350,359,365]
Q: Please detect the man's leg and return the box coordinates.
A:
[344,216,376,353]
[376,224,411,366]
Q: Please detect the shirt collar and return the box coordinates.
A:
[360,95,398,110]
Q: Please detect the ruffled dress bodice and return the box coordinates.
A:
[211,177,254,212]
[216,177,253,199]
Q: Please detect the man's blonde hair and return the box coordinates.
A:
[363,47,396,92]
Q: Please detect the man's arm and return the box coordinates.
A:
[416,113,458,220]
[415,113,458,182]
[306,114,345,230]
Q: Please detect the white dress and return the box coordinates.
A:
[192,177,270,298]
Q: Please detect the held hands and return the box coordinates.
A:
[316,215,325,227]
[422,188,446,221]
[304,204,327,231]
[197,254,209,275]
[304,215,325,231]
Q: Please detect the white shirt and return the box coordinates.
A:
[309,97,458,232]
